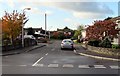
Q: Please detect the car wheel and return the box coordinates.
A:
[71,47,74,50]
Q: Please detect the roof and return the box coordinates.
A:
[24,27,43,31]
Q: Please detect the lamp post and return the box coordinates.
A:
[22,8,31,48]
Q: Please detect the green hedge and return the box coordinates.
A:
[88,40,101,47]
[99,37,112,48]
[112,44,120,49]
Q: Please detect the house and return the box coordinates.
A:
[111,17,120,45]
[81,29,86,39]
[24,27,48,38]
[57,27,74,38]
[24,27,43,35]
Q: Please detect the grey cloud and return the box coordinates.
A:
[31,2,114,19]
[51,2,113,14]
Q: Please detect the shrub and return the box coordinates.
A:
[73,40,78,43]
[2,38,11,46]
[112,44,120,49]
[99,37,112,48]
[88,40,101,47]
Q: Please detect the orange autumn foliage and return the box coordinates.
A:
[1,10,28,44]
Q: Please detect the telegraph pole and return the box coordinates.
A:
[45,13,47,39]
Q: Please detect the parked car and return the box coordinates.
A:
[61,39,74,50]
[37,37,47,43]
[24,35,37,46]
[24,35,36,40]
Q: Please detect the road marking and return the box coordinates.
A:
[63,64,74,68]
[94,65,106,68]
[45,53,48,56]
[110,65,120,69]
[32,57,44,66]
[51,49,55,51]
[74,50,77,53]
[34,64,44,67]
[18,65,27,66]
[48,64,58,68]
[78,65,90,68]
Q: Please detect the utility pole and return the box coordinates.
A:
[45,13,47,39]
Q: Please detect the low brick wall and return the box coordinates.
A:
[82,44,120,57]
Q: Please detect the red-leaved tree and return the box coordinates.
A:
[86,20,119,40]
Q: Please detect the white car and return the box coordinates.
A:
[24,35,36,40]
[61,39,74,50]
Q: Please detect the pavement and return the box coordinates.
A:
[74,44,120,62]
[0,43,46,56]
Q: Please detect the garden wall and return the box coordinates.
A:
[2,38,37,51]
[82,44,120,57]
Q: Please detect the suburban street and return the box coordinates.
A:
[2,40,119,74]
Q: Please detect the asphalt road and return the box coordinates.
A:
[2,40,120,75]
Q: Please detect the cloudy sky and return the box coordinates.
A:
[0,0,119,31]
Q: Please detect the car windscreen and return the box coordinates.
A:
[63,40,72,43]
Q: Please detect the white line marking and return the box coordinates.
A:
[34,64,44,67]
[32,57,44,66]
[51,49,55,51]
[94,65,106,68]
[78,65,90,68]
[110,65,120,69]
[45,53,48,55]
[48,64,58,67]
[63,64,74,68]
[18,65,27,66]
[74,50,77,53]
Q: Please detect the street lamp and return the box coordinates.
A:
[22,8,31,48]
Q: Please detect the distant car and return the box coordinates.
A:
[24,35,36,40]
[37,37,47,43]
[61,39,74,50]
[24,35,37,45]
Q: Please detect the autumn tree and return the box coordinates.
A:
[52,31,59,39]
[0,19,2,45]
[86,20,118,40]
[1,10,28,45]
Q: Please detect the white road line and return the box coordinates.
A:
[48,64,58,67]
[94,65,106,68]
[45,53,48,56]
[18,65,27,66]
[110,65,120,69]
[63,64,74,68]
[32,57,44,66]
[51,49,55,51]
[78,65,90,68]
[34,64,44,67]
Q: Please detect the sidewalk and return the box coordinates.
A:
[74,44,120,61]
[0,43,46,56]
